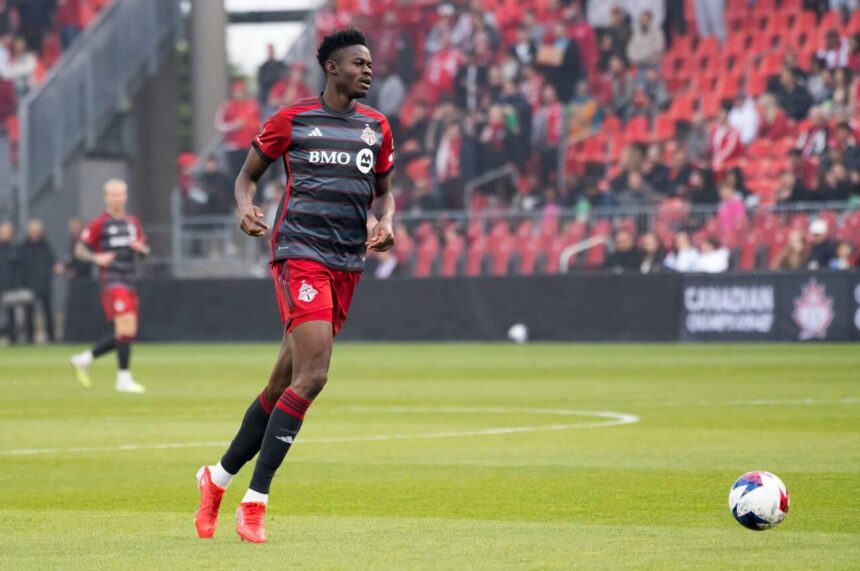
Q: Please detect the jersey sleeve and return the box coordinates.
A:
[376,118,395,179]
[130,215,147,244]
[252,108,293,162]
[80,216,103,251]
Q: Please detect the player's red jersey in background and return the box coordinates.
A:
[252,96,395,272]
[81,213,146,287]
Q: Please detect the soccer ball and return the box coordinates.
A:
[728,471,790,530]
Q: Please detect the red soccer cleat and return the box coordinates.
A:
[236,502,267,543]
[194,466,225,539]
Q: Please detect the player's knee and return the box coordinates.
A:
[291,368,328,400]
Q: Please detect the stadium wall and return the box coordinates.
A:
[63,271,860,343]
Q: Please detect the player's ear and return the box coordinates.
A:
[325,58,338,77]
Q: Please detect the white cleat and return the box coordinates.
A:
[70,352,93,388]
[116,372,146,394]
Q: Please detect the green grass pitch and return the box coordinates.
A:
[0,343,858,570]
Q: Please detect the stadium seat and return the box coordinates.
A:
[653,113,676,141]
[516,240,541,275]
[738,233,761,270]
[439,234,465,277]
[747,139,773,158]
[489,235,515,276]
[626,116,650,144]
[465,237,488,277]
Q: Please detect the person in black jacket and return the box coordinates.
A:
[19,219,59,343]
[0,221,20,342]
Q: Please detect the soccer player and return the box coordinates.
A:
[194,28,396,544]
[69,179,149,393]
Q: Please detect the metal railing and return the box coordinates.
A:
[157,200,859,279]
[18,0,182,209]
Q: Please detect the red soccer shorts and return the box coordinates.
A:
[270,258,361,336]
[100,285,139,320]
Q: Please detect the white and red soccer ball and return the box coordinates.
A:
[728,471,790,530]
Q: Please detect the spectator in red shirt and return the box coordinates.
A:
[215,78,261,180]
[57,0,87,49]
[757,94,791,140]
[532,84,564,184]
[266,64,312,115]
[709,101,743,173]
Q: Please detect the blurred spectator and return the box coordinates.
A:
[626,10,665,68]
[605,55,635,117]
[257,44,287,110]
[822,161,851,200]
[830,67,853,115]
[536,21,584,102]
[773,229,811,270]
[756,94,791,140]
[6,36,36,97]
[694,236,729,273]
[642,142,669,191]
[63,217,92,280]
[818,30,849,70]
[19,219,60,343]
[455,51,489,112]
[0,220,19,342]
[215,78,261,180]
[664,0,687,47]
[694,0,726,42]
[796,106,828,158]
[532,84,564,184]
[267,64,312,115]
[500,79,532,158]
[775,69,813,121]
[831,241,855,269]
[0,76,15,125]
[806,58,833,104]
[775,170,808,204]
[371,11,415,85]
[510,26,537,68]
[567,80,601,140]
[57,0,86,50]
[728,95,759,145]
[639,231,664,273]
[807,219,838,269]
[0,1,18,37]
[372,248,399,279]
[195,158,234,215]
[603,228,643,273]
[617,170,660,206]
[709,101,742,173]
[716,178,746,236]
[423,31,463,99]
[375,66,406,136]
[664,230,699,272]
[638,67,669,117]
[435,122,464,209]
[425,3,456,55]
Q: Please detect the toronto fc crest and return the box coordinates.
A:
[361,125,378,146]
[792,278,834,340]
[298,280,319,303]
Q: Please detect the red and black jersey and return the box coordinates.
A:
[80,212,146,287]
[252,96,395,271]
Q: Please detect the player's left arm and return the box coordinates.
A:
[130,217,151,256]
[367,119,396,253]
[367,176,395,252]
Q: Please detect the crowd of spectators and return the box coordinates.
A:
[187,0,860,273]
[0,0,111,160]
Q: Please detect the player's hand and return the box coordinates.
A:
[239,204,269,237]
[130,241,149,254]
[366,219,394,252]
[94,252,116,268]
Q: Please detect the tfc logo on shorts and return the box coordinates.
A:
[100,285,139,320]
[271,259,360,335]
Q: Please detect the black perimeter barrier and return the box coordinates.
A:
[64,271,860,343]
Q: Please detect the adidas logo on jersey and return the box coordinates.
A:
[308,127,323,137]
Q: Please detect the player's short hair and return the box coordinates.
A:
[103,178,128,194]
[316,28,368,71]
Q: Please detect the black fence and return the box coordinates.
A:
[64,271,860,343]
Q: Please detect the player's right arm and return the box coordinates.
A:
[235,151,271,237]
[75,217,115,267]
[237,107,293,237]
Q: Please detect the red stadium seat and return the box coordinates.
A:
[738,233,761,271]
[746,72,768,97]
[465,237,488,277]
[489,235,515,276]
[517,240,541,275]
[700,94,721,119]
[653,113,676,141]
[747,139,773,158]
[439,234,465,277]
[626,115,650,144]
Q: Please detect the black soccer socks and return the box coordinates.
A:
[116,339,131,370]
[220,390,275,475]
[91,335,116,357]
[248,388,311,494]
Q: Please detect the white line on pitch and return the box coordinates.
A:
[0,409,639,456]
